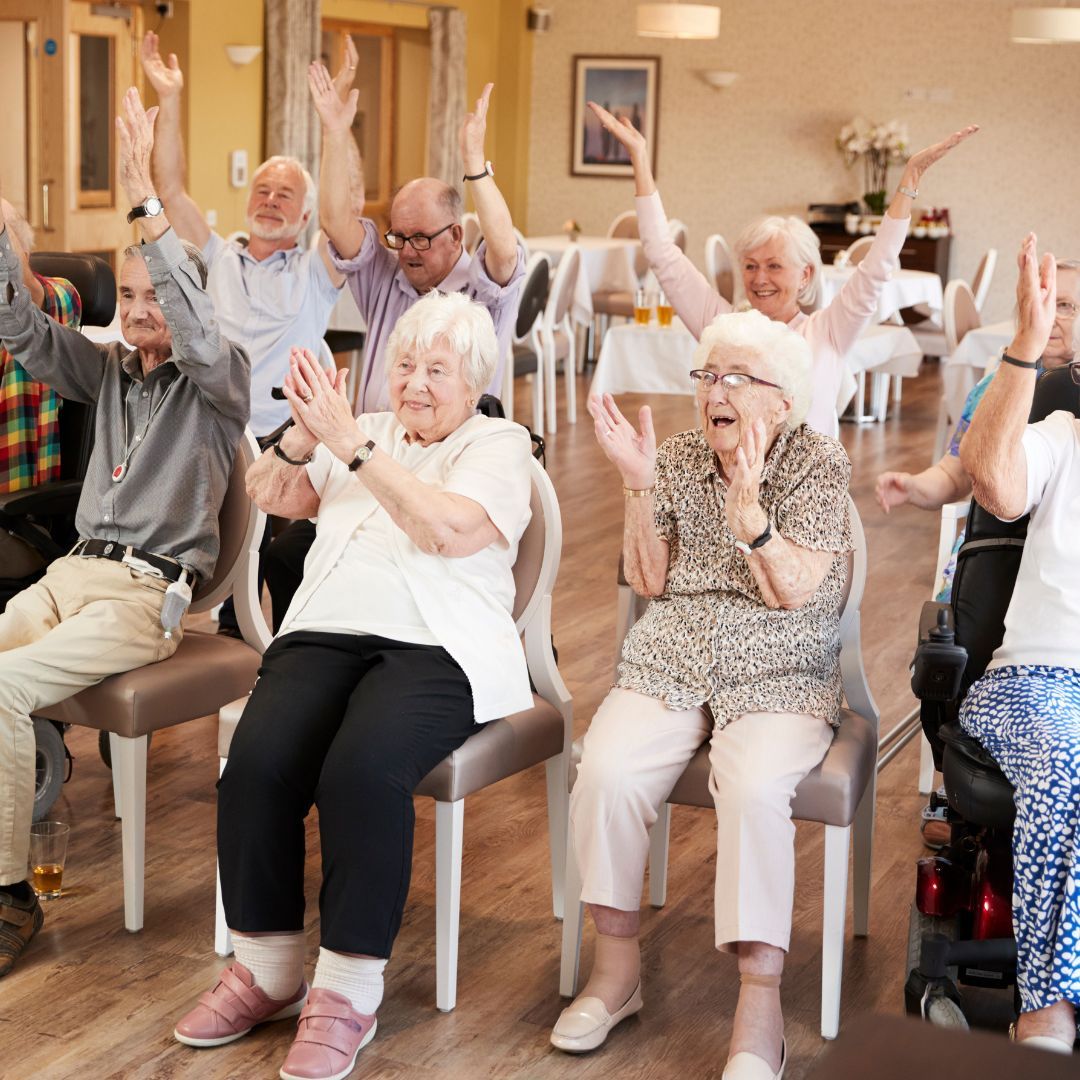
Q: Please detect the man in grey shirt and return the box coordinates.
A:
[0,88,249,977]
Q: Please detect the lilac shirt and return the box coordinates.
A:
[636,191,910,438]
[330,220,525,414]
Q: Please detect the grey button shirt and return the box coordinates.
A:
[0,227,251,581]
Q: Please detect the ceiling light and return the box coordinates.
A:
[1011,6,1080,42]
[637,3,720,39]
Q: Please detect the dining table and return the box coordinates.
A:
[589,316,923,425]
[526,234,643,327]
[818,264,944,323]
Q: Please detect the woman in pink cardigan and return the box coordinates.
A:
[587,103,977,437]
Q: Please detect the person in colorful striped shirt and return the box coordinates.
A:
[0,199,82,494]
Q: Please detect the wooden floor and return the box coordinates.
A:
[2,364,955,1080]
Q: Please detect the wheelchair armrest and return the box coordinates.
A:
[911,601,967,703]
[0,480,83,518]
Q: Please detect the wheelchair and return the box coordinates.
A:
[904,365,1080,1031]
[0,253,115,821]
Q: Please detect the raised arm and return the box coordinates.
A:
[586,101,727,338]
[140,32,209,248]
[960,234,1055,520]
[588,393,669,597]
[461,84,518,286]
[308,60,364,260]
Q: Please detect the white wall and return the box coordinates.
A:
[526,0,1080,322]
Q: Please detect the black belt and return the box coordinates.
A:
[71,539,189,584]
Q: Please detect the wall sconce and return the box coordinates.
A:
[697,69,738,89]
[225,45,263,66]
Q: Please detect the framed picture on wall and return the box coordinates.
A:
[571,55,660,178]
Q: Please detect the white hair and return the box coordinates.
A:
[251,155,317,218]
[123,240,209,290]
[735,215,824,309]
[383,291,498,395]
[693,308,813,430]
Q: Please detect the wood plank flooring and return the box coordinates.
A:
[1,364,955,1080]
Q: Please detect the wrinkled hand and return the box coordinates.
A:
[115,87,158,203]
[586,101,648,163]
[332,34,359,101]
[307,61,358,134]
[281,348,358,461]
[1013,232,1057,359]
[725,419,769,543]
[140,31,184,99]
[588,393,656,490]
[901,124,979,188]
[459,83,493,173]
[875,471,913,514]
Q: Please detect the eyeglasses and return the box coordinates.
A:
[689,369,783,392]
[1056,300,1080,318]
[383,223,455,252]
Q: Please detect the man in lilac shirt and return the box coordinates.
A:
[308,64,524,413]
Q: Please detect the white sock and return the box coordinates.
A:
[312,948,387,1015]
[231,932,306,1000]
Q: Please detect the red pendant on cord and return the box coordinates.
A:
[112,463,127,483]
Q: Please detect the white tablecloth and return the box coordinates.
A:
[818,265,944,323]
[526,235,642,326]
[942,319,1013,421]
[590,319,922,403]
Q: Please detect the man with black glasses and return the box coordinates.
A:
[307,63,524,414]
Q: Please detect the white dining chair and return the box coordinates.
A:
[541,245,582,433]
[705,233,737,303]
[931,280,981,461]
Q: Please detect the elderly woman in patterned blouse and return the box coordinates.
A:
[551,309,852,1080]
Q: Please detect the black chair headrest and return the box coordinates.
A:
[515,257,550,339]
[29,252,116,328]
[1030,363,1080,422]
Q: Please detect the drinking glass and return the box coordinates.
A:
[656,289,674,327]
[633,287,651,326]
[29,821,70,899]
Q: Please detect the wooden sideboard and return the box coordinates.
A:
[810,224,952,285]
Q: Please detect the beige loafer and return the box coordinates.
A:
[550,983,643,1053]
[722,1038,786,1080]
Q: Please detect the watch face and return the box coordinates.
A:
[356,445,373,462]
[144,196,164,216]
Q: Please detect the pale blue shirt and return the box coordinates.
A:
[202,233,342,436]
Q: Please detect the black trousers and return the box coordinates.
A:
[263,519,316,633]
[217,631,479,956]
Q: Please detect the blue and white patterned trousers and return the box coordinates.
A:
[960,664,1080,1014]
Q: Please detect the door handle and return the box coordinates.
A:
[42,181,53,232]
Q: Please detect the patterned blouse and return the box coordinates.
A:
[0,274,82,493]
[617,425,853,728]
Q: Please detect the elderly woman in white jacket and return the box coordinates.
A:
[173,292,534,1080]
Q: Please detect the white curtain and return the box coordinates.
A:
[426,7,467,190]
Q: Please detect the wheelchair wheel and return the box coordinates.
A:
[925,993,969,1030]
[98,730,152,769]
[33,718,66,823]
[906,902,959,984]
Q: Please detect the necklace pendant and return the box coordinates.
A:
[112,463,127,483]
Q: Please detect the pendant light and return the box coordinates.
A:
[637,2,721,40]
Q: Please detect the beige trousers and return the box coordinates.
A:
[570,686,833,952]
[0,556,181,882]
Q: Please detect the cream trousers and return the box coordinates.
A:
[0,556,180,882]
[570,686,833,952]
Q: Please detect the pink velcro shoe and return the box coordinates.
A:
[278,988,377,1080]
[174,962,307,1047]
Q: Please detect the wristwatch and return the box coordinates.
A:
[734,521,772,557]
[347,440,377,472]
[127,196,164,224]
[462,161,494,182]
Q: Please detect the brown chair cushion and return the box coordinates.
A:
[569,707,876,829]
[37,631,261,739]
[218,693,564,803]
[592,290,635,318]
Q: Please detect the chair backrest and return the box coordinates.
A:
[514,252,551,341]
[606,210,639,239]
[514,227,531,263]
[511,456,562,631]
[843,235,875,267]
[462,212,482,255]
[190,430,267,619]
[668,218,688,253]
[29,252,116,327]
[704,233,736,303]
[836,495,878,724]
[971,248,997,313]
[942,279,980,354]
[545,245,581,330]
